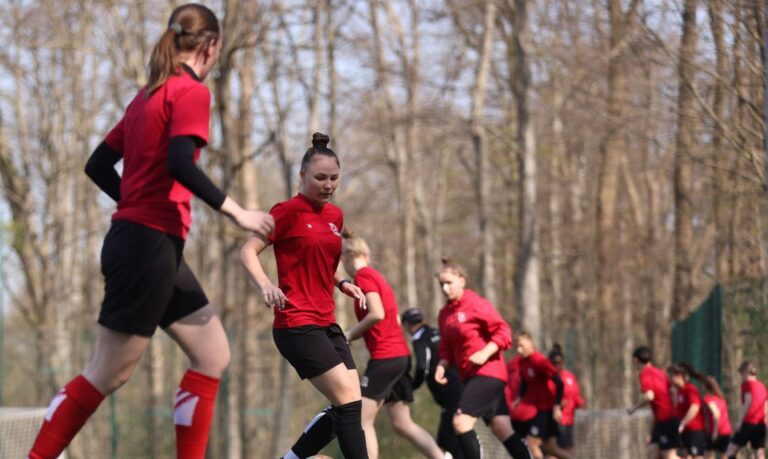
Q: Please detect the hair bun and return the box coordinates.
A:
[341,227,355,239]
[441,256,453,266]
[312,132,330,149]
[552,343,562,352]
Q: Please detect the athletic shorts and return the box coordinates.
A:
[98,220,208,336]
[272,323,356,380]
[651,418,681,451]
[512,419,533,437]
[361,356,413,403]
[707,434,730,452]
[456,376,508,424]
[526,410,560,440]
[731,422,767,449]
[557,424,575,449]
[681,430,707,456]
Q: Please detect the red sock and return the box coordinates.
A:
[174,369,220,459]
[28,375,105,459]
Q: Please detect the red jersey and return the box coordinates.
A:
[269,194,343,328]
[639,365,677,422]
[353,266,410,360]
[505,355,538,422]
[703,394,732,436]
[519,352,559,411]
[437,289,512,383]
[742,378,768,425]
[675,382,705,431]
[552,369,585,426]
[105,66,211,239]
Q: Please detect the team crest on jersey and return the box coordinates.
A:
[457,312,466,322]
[328,223,342,237]
[528,368,535,377]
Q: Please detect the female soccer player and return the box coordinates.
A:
[402,308,464,459]
[668,364,706,459]
[725,361,767,459]
[433,258,531,459]
[628,346,680,459]
[240,133,368,458]
[680,364,731,459]
[514,333,571,459]
[547,344,584,456]
[28,5,274,459]
[505,354,538,440]
[341,231,448,459]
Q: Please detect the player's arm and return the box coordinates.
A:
[435,359,451,385]
[679,402,700,433]
[628,390,654,415]
[334,274,366,310]
[551,372,565,422]
[84,141,123,202]
[411,336,429,390]
[346,292,384,341]
[240,236,286,309]
[707,401,721,440]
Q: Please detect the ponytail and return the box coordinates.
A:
[439,256,467,279]
[146,4,220,95]
[341,227,370,258]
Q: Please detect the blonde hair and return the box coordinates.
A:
[341,228,370,258]
[439,256,467,278]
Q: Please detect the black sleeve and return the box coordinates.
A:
[519,378,528,398]
[412,336,428,390]
[167,136,227,209]
[552,373,564,405]
[84,141,123,202]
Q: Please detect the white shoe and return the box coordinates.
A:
[444,453,453,459]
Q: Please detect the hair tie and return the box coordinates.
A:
[170,22,183,35]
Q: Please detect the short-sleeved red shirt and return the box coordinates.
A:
[505,355,537,422]
[269,194,343,328]
[675,382,705,431]
[639,365,677,422]
[556,369,585,426]
[353,266,410,360]
[105,66,211,239]
[742,379,768,425]
[703,394,732,436]
[519,352,559,411]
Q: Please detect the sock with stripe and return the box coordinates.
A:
[28,374,105,459]
[284,406,337,458]
[503,433,532,459]
[174,369,220,459]
[457,430,482,459]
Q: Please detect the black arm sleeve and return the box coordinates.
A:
[552,373,564,405]
[412,337,428,390]
[167,136,227,210]
[84,141,123,202]
[519,379,528,398]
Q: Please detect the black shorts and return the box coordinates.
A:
[708,434,730,452]
[98,220,208,336]
[651,418,681,451]
[272,323,356,379]
[526,410,559,440]
[732,422,767,449]
[457,376,508,424]
[557,424,574,449]
[512,419,532,437]
[361,356,414,403]
[681,430,707,456]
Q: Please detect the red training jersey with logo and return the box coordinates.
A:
[505,355,537,422]
[105,67,211,239]
[639,365,677,422]
[548,369,585,426]
[519,351,559,411]
[742,378,768,424]
[675,382,705,431]
[269,194,343,328]
[703,394,732,436]
[353,266,410,360]
[437,289,512,383]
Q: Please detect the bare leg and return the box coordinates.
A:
[82,325,151,394]
[541,437,575,459]
[164,305,230,377]
[386,401,445,459]
[362,397,383,459]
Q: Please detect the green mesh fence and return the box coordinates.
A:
[671,284,723,383]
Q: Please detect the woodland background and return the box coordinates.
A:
[0,0,766,457]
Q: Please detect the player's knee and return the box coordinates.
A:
[390,416,414,436]
[452,414,473,434]
[189,342,230,377]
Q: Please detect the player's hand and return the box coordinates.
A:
[513,398,521,409]
[235,209,275,236]
[435,364,448,385]
[341,282,366,310]
[468,350,490,366]
[553,405,563,423]
[260,282,287,309]
[678,423,685,434]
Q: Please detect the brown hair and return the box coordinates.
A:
[439,257,467,279]
[146,4,220,94]
[739,361,758,376]
[341,227,370,258]
[678,362,725,398]
[301,133,340,172]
